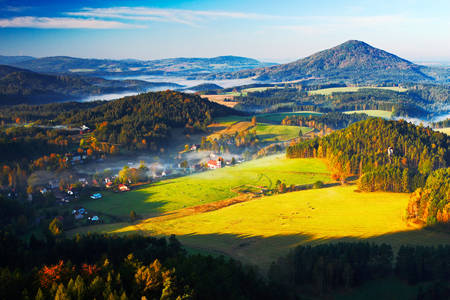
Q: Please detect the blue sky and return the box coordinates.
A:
[0,0,449,62]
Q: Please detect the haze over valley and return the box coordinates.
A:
[0,1,449,299]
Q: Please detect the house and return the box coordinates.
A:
[190,144,200,151]
[207,159,222,169]
[118,184,130,192]
[91,216,100,222]
[90,193,102,199]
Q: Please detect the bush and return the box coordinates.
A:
[313,181,324,189]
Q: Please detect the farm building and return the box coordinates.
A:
[118,184,130,192]
[207,159,222,169]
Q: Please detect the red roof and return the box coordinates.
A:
[208,160,218,166]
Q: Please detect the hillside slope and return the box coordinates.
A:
[211,40,434,83]
[0,65,180,105]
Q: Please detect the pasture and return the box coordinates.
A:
[200,94,239,108]
[208,121,311,142]
[257,111,323,123]
[435,127,450,135]
[344,110,393,119]
[81,184,450,270]
[254,123,312,142]
[212,111,322,127]
[81,155,330,218]
[308,86,407,95]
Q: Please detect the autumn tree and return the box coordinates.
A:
[49,218,63,236]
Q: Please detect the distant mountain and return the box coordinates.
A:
[0,65,181,105]
[1,55,276,76]
[0,55,35,65]
[207,40,436,83]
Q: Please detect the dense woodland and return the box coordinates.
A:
[269,242,450,298]
[0,233,274,300]
[281,112,369,131]
[0,232,448,299]
[406,168,450,225]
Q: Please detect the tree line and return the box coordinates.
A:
[0,232,274,300]
[269,242,449,298]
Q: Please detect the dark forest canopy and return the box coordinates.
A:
[280,111,370,130]
[0,232,275,300]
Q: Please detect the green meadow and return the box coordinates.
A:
[308,86,407,95]
[81,155,330,218]
[344,110,393,119]
[254,123,312,142]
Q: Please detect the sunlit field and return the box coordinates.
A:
[212,111,323,126]
[208,121,312,142]
[77,184,450,270]
[435,127,450,135]
[344,110,393,119]
[308,86,407,95]
[81,155,330,218]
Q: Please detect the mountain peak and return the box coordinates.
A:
[225,40,430,83]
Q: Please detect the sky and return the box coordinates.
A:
[0,0,449,62]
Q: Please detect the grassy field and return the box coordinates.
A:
[200,94,239,108]
[435,127,450,135]
[75,183,450,270]
[254,123,313,142]
[344,110,393,119]
[257,111,323,123]
[81,155,330,218]
[308,86,407,95]
[212,111,322,127]
[211,115,250,126]
[208,121,311,142]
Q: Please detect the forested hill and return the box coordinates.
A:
[287,118,448,189]
[208,40,434,83]
[0,65,180,105]
[0,91,237,150]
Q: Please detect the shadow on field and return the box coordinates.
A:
[162,229,450,271]
[98,189,170,218]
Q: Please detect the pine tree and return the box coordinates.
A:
[130,210,137,222]
[35,288,44,300]
[402,168,410,192]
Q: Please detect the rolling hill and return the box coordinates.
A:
[0,65,181,105]
[209,40,435,83]
[1,55,276,76]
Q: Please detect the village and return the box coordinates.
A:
[24,139,250,229]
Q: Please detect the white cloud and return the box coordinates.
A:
[66,6,276,26]
[0,16,143,29]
